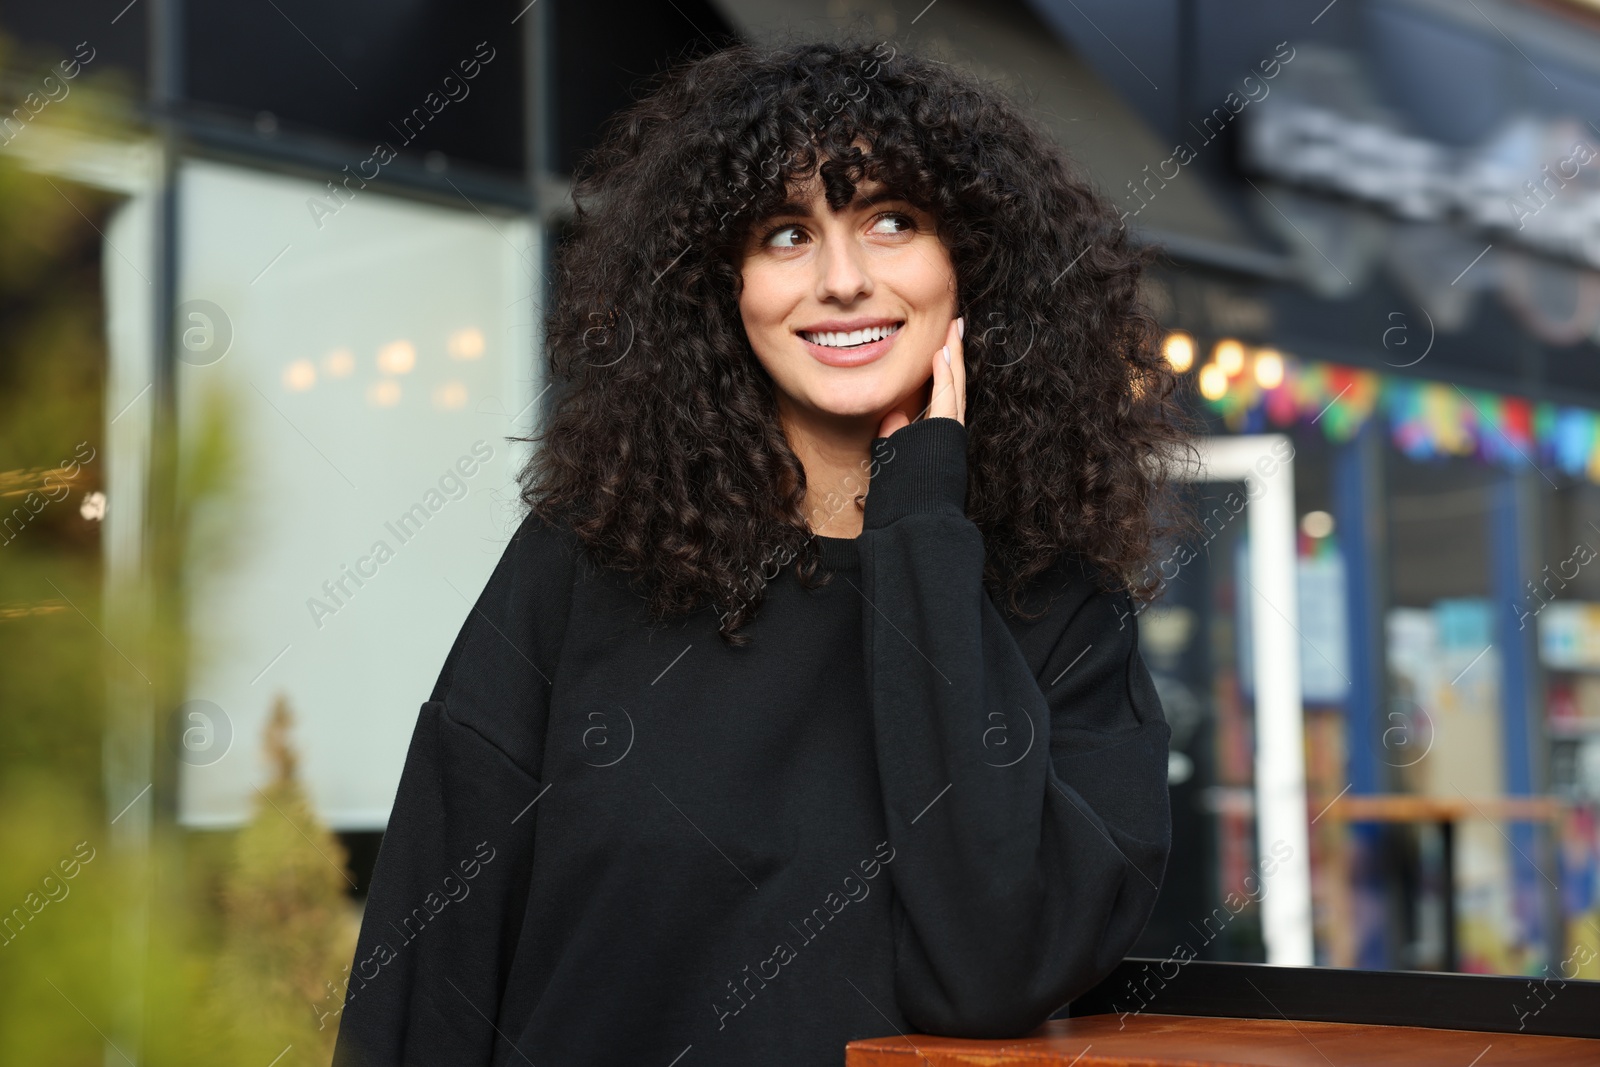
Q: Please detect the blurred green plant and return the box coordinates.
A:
[203,694,360,1065]
[0,725,357,1066]
[0,40,121,793]
[1,28,358,1066]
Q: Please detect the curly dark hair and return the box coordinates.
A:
[519,36,1195,646]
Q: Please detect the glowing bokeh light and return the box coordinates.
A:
[324,347,355,377]
[283,359,316,391]
[1162,331,1195,373]
[1301,510,1335,538]
[367,380,401,407]
[1213,339,1245,377]
[377,340,416,375]
[432,381,469,410]
[1254,348,1285,389]
[447,327,485,361]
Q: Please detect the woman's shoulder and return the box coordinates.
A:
[506,504,571,545]
[499,505,588,587]
[997,546,1135,634]
[483,506,593,630]
[429,506,584,708]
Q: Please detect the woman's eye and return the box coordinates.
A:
[765,225,807,248]
[870,213,914,235]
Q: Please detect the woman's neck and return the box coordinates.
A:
[780,406,878,539]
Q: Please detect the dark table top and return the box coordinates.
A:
[847,1012,1600,1065]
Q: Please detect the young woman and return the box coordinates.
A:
[333,37,1188,1067]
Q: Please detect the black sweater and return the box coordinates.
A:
[329,417,1172,1067]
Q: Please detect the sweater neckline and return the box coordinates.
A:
[811,533,861,571]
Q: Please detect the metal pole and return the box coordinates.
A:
[102,0,182,1061]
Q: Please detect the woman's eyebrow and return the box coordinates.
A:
[765,199,814,219]
[764,188,910,219]
[853,185,901,206]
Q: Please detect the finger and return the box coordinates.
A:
[951,315,966,425]
[927,317,962,425]
[926,333,953,422]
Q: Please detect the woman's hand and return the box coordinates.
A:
[877,316,965,438]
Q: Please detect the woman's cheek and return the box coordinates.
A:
[737,270,792,359]
[896,243,953,321]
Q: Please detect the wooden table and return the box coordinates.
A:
[846,959,1600,1066]
[848,1013,1599,1065]
[1324,794,1564,823]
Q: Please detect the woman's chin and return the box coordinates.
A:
[772,367,919,427]
[806,393,899,424]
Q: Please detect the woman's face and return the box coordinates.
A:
[737,172,957,430]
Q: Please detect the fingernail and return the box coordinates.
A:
[957,317,965,340]
[942,345,951,365]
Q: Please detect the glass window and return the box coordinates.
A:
[171,159,539,829]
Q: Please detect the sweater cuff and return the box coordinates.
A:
[863,417,969,529]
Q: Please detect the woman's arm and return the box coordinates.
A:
[857,417,1172,1038]
[332,511,577,1067]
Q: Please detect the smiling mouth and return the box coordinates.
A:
[798,322,904,348]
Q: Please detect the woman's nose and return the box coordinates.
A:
[813,234,873,303]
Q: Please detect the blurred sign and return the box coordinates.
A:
[1244,102,1600,272]
[1235,541,1351,704]
[1539,601,1600,672]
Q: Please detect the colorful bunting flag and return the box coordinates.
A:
[1204,355,1600,483]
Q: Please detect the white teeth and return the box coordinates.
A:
[801,323,901,348]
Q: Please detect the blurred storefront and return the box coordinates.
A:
[1038,0,1600,978]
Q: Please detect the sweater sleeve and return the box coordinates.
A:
[857,417,1172,1038]
[331,510,577,1067]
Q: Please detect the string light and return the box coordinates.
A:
[1162,331,1195,373]
[1254,348,1285,389]
[1214,339,1245,377]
